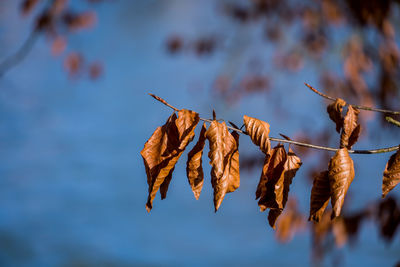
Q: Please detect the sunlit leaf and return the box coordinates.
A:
[141,109,199,212]
[340,105,361,149]
[327,98,346,133]
[206,120,238,211]
[328,148,355,219]
[243,115,271,154]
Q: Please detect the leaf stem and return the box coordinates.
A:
[304,83,400,115]
[149,93,399,154]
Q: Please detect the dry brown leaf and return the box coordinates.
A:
[141,109,199,212]
[257,144,287,211]
[186,123,207,200]
[255,154,271,200]
[269,147,302,227]
[309,171,331,222]
[175,109,200,148]
[328,148,355,219]
[382,148,400,198]
[243,115,271,154]
[327,98,346,133]
[226,131,240,193]
[340,105,361,149]
[282,147,302,207]
[206,120,237,211]
[347,124,361,149]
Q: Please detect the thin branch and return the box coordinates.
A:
[149,93,179,111]
[305,83,400,115]
[0,30,40,77]
[386,116,400,128]
[149,93,399,154]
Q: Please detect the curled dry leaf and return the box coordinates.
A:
[327,98,346,133]
[269,147,302,228]
[256,144,287,212]
[340,105,361,149]
[328,148,355,219]
[309,171,330,222]
[255,155,271,200]
[206,120,239,211]
[186,123,207,200]
[226,131,240,193]
[243,115,271,154]
[283,147,302,206]
[141,109,199,212]
[382,147,400,198]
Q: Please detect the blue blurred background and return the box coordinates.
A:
[0,0,399,266]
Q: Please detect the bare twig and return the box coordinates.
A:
[0,30,40,77]
[305,83,400,115]
[149,93,399,154]
[386,116,400,128]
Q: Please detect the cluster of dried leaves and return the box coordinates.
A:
[140,108,240,213]
[140,93,307,224]
[141,94,400,231]
[309,99,360,222]
[244,115,303,227]
[310,98,400,222]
